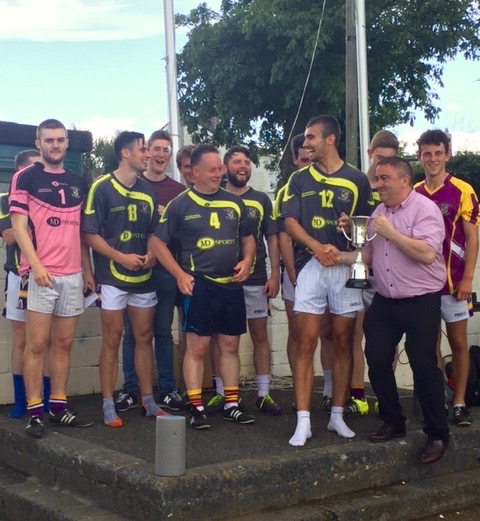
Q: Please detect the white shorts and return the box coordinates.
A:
[294,257,363,317]
[99,284,157,311]
[281,269,295,303]
[244,285,269,319]
[441,294,469,323]
[26,272,84,317]
[4,271,25,322]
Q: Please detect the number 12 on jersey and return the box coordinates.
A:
[319,189,334,208]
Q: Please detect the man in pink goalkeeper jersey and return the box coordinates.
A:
[415,129,480,428]
[9,119,95,438]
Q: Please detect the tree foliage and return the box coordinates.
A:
[176,0,480,174]
[82,136,117,184]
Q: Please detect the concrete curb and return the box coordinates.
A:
[0,419,479,520]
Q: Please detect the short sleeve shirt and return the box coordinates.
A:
[154,187,252,286]
[82,173,158,292]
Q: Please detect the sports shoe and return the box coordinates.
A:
[115,392,139,412]
[189,408,211,430]
[256,394,281,415]
[323,396,332,414]
[453,405,472,427]
[26,416,44,438]
[222,406,256,424]
[344,397,369,416]
[158,390,185,411]
[49,409,94,428]
[205,392,225,415]
[374,400,379,415]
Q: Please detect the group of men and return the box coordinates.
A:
[276,116,478,465]
[1,118,283,436]
[1,116,478,466]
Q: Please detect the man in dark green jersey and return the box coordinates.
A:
[206,146,281,416]
[83,131,167,428]
[150,144,257,430]
[281,115,374,446]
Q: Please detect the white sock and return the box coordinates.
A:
[289,411,312,446]
[323,370,332,397]
[214,377,224,396]
[327,406,355,438]
[256,374,270,397]
[103,398,119,425]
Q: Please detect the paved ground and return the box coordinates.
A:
[0,378,437,469]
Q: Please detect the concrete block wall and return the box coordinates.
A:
[2,236,480,404]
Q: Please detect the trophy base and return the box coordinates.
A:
[346,279,371,289]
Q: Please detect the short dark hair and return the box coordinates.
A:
[190,143,219,167]
[369,130,399,152]
[306,115,341,149]
[290,134,306,159]
[417,129,451,155]
[147,129,172,149]
[376,156,413,186]
[223,145,250,165]
[113,131,145,161]
[36,119,67,139]
[176,144,196,168]
[14,149,41,171]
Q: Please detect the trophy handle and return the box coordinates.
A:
[342,227,352,242]
[365,216,376,241]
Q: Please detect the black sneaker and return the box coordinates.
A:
[49,409,94,428]
[115,392,139,412]
[222,406,255,424]
[26,416,44,438]
[158,390,185,411]
[256,394,281,415]
[189,408,211,430]
[205,392,225,415]
[323,396,332,415]
[453,405,472,427]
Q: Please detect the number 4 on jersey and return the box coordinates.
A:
[209,211,221,229]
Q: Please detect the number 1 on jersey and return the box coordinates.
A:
[209,211,221,229]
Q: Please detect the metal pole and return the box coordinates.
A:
[345,0,359,168]
[355,0,370,173]
[163,0,181,182]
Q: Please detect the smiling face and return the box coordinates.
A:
[225,151,252,189]
[126,138,149,173]
[375,163,411,208]
[192,152,224,194]
[148,138,172,177]
[303,124,333,163]
[417,142,450,180]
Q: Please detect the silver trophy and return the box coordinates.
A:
[342,216,376,289]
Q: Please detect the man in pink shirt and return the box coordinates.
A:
[357,156,449,463]
[9,119,95,438]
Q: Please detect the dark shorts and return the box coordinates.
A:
[182,276,246,336]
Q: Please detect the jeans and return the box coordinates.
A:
[121,268,177,395]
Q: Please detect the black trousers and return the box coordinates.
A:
[364,292,449,442]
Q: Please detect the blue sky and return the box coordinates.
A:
[0,0,478,153]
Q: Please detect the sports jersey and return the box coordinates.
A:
[0,192,20,274]
[154,187,252,286]
[9,162,87,276]
[238,187,278,286]
[415,174,480,295]
[82,173,158,293]
[281,162,374,273]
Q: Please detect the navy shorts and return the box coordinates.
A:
[182,276,246,336]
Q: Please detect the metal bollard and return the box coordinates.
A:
[155,415,186,476]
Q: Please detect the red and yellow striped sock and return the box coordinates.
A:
[224,386,239,408]
[187,389,203,411]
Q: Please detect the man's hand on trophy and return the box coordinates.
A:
[313,243,340,267]
[336,212,351,234]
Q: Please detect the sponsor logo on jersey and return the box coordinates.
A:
[185,214,202,221]
[197,237,215,250]
[120,231,146,242]
[47,217,61,227]
[51,181,68,187]
[311,216,326,229]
